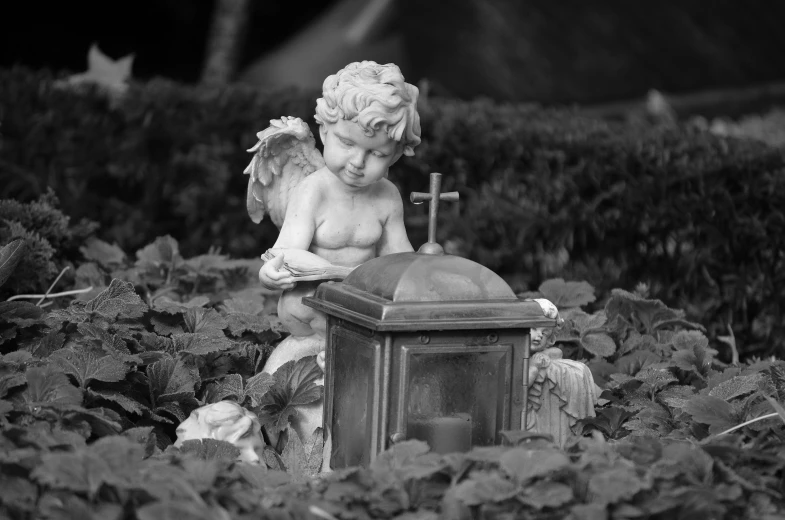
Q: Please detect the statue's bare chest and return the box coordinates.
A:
[313,202,385,249]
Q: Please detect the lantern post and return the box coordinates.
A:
[304,173,556,468]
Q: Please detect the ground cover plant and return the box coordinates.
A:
[1,199,784,518]
[2,66,784,358]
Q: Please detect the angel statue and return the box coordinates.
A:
[243,61,421,443]
[174,401,265,464]
[523,300,602,447]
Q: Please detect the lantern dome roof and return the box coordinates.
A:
[343,252,516,302]
[304,252,556,332]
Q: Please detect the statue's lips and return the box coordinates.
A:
[345,169,363,178]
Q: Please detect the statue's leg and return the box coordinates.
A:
[263,282,327,450]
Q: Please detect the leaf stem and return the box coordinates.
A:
[711,412,779,438]
[36,266,71,305]
[7,286,94,301]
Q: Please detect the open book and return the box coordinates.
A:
[261,248,355,282]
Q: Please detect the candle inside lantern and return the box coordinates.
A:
[407,413,473,454]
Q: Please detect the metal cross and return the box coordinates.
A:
[410,172,459,255]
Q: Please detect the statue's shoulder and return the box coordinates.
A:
[291,166,330,196]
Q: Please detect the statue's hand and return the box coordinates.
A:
[259,252,296,290]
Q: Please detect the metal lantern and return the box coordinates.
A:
[303,173,557,469]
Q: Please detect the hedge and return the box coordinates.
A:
[1,66,783,358]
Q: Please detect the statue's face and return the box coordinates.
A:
[531,328,546,349]
[320,119,400,189]
[174,402,265,464]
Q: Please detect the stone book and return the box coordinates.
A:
[261,248,355,282]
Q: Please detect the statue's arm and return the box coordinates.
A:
[259,181,319,290]
[272,180,319,250]
[377,184,414,256]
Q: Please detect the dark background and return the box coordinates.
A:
[3,0,785,105]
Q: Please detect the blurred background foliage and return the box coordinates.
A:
[1,67,784,361]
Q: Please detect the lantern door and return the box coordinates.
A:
[388,331,525,454]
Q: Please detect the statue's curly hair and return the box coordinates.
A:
[315,61,421,157]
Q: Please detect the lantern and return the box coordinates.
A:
[303,173,557,469]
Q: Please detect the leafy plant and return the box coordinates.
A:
[0,213,783,516]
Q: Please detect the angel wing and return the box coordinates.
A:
[243,116,325,228]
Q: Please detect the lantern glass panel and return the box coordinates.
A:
[402,345,511,452]
[331,331,380,468]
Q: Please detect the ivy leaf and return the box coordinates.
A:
[605,289,694,334]
[154,296,210,314]
[136,501,218,520]
[214,374,244,401]
[183,308,227,336]
[147,356,199,400]
[23,366,83,406]
[257,356,323,432]
[538,278,596,309]
[225,312,278,338]
[221,298,266,315]
[670,331,716,377]
[49,347,130,387]
[569,504,608,520]
[588,467,647,504]
[135,235,182,269]
[619,330,665,357]
[683,395,736,433]
[151,315,185,336]
[658,385,697,409]
[244,371,274,407]
[31,451,110,495]
[155,401,189,423]
[0,377,25,406]
[88,389,150,416]
[280,426,324,479]
[0,326,17,346]
[581,331,616,358]
[0,301,45,327]
[763,395,785,426]
[177,439,241,461]
[499,448,570,484]
[453,470,518,505]
[769,364,785,402]
[0,238,26,288]
[123,426,158,457]
[0,474,37,511]
[708,374,762,401]
[172,333,234,356]
[571,311,607,334]
[615,351,661,375]
[634,367,677,393]
[84,279,147,319]
[30,331,66,358]
[371,439,431,475]
[519,481,574,510]
[79,237,126,268]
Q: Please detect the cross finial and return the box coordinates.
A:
[410,172,459,255]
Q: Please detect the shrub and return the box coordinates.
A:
[1,67,784,357]
[0,190,97,297]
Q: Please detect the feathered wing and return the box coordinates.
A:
[243,116,325,228]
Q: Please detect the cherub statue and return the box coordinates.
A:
[174,401,265,464]
[244,61,421,440]
[523,300,602,447]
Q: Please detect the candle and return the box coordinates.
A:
[407,413,473,454]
